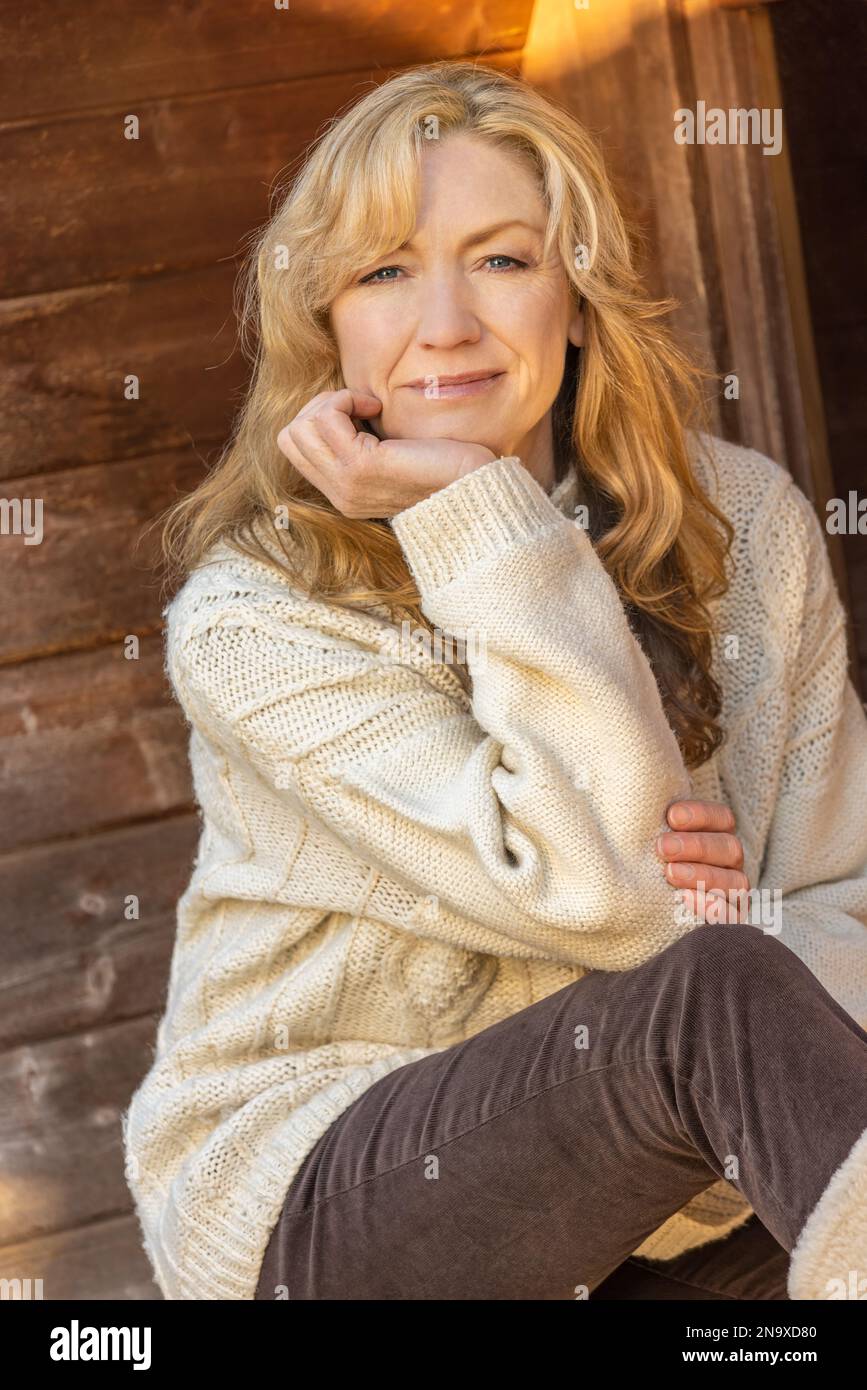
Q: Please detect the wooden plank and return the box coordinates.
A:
[521,0,723,436]
[0,1214,161,1300]
[681,3,787,467]
[0,1014,159,1244]
[1,54,524,298]
[0,637,193,851]
[0,449,208,663]
[0,814,198,1051]
[0,263,245,480]
[748,2,840,508]
[0,1,533,123]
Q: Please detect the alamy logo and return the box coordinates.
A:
[0,497,43,543]
[825,1270,867,1299]
[674,101,782,156]
[49,1320,152,1370]
[381,619,487,669]
[0,1277,43,1298]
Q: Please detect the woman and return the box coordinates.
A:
[123,61,867,1301]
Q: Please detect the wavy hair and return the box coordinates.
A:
[156,59,735,770]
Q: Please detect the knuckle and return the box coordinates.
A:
[277,431,301,465]
[295,414,321,438]
[320,388,350,416]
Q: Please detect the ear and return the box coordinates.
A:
[568,302,585,349]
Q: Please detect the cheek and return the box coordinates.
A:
[489,288,564,366]
[339,312,403,384]
[511,331,566,399]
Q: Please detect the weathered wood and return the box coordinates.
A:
[681,1,807,489]
[0,813,198,1050]
[1,1,532,123]
[0,1014,160,1244]
[0,1215,161,1301]
[0,263,245,480]
[0,637,193,851]
[0,450,207,663]
[521,0,724,438]
[1,52,524,299]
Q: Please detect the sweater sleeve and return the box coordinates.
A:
[754,477,867,1028]
[169,455,696,972]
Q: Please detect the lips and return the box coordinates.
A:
[404,370,503,387]
[402,371,506,401]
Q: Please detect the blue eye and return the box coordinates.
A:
[362,266,402,284]
[485,255,526,271]
[358,255,527,285]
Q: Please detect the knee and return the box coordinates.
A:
[671,919,793,986]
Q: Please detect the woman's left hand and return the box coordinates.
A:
[656,798,752,922]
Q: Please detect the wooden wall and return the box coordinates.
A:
[0,0,861,1301]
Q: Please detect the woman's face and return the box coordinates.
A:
[328,132,584,486]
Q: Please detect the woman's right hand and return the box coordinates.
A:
[277,387,497,518]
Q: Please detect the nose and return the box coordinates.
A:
[414,271,482,349]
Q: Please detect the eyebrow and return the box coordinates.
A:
[395,218,546,252]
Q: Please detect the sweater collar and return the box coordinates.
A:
[546,460,582,520]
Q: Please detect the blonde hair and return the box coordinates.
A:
[156,59,735,769]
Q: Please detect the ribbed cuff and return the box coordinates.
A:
[389,455,572,593]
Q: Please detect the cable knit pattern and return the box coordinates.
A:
[122,431,867,1298]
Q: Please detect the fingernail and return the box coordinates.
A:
[669,805,693,827]
[669,862,693,882]
[657,834,683,856]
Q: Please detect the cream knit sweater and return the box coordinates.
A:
[122,432,867,1300]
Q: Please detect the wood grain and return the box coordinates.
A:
[1,1,532,123]
[0,636,193,851]
[0,449,208,663]
[0,814,199,1050]
[0,1214,162,1300]
[0,264,245,480]
[2,54,525,299]
[0,1014,159,1244]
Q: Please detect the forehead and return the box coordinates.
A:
[413,134,547,229]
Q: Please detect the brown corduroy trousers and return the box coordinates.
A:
[254,920,867,1300]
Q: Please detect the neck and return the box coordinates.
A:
[506,409,557,493]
